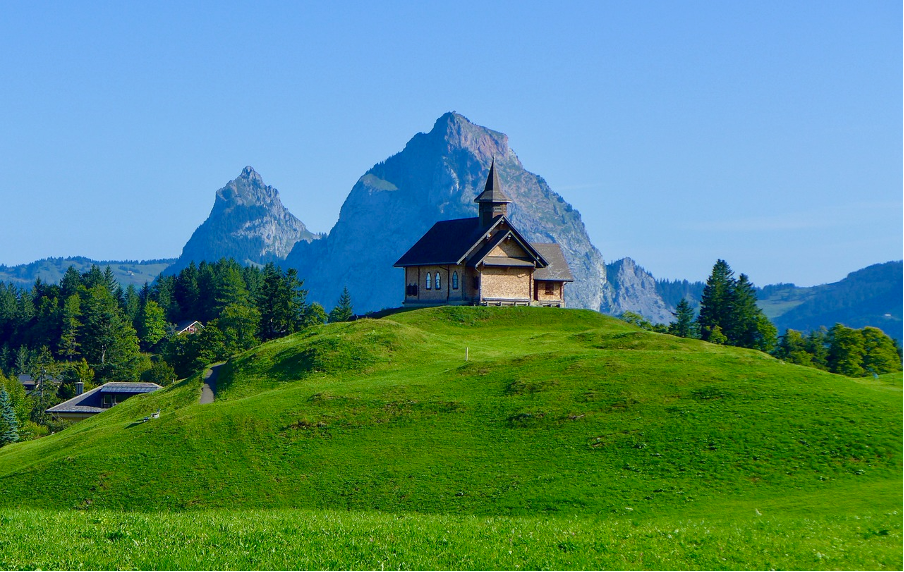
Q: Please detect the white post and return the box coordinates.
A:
[466,347,469,361]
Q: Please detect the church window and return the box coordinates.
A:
[545,282,555,295]
[426,273,432,290]
[452,271,459,289]
[435,272,441,289]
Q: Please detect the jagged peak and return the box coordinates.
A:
[425,112,510,164]
[239,166,263,184]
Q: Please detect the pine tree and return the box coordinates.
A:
[668,299,698,338]
[58,294,81,361]
[329,287,354,323]
[0,386,18,446]
[697,260,735,342]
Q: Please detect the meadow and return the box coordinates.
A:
[0,307,900,569]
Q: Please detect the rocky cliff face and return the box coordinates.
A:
[605,258,674,324]
[168,167,318,273]
[286,113,614,313]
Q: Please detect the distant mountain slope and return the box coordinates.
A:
[166,167,319,274]
[0,256,176,288]
[606,258,673,323]
[286,113,615,314]
[767,261,903,341]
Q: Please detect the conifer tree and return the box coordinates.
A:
[0,386,18,446]
[329,287,354,323]
[668,299,698,338]
[697,259,735,342]
[58,294,81,361]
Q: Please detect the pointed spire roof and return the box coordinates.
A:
[474,157,512,203]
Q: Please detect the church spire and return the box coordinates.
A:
[475,157,512,227]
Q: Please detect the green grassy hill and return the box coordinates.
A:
[0,307,900,569]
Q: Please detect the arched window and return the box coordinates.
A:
[452,271,459,290]
[425,273,432,290]
[435,272,441,289]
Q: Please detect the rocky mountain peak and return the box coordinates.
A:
[166,168,317,273]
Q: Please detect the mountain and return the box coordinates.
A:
[166,167,319,274]
[0,256,176,288]
[605,258,673,323]
[286,113,615,313]
[761,261,903,341]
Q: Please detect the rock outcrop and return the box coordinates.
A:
[604,258,673,324]
[167,167,318,273]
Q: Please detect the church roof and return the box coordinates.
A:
[474,158,512,204]
[395,216,546,268]
[394,217,487,266]
[532,244,574,282]
[464,228,546,268]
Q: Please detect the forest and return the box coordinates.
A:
[0,259,353,442]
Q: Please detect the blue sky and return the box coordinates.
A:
[1,1,900,286]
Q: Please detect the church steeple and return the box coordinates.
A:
[475,157,512,227]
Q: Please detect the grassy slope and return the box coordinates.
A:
[0,306,900,567]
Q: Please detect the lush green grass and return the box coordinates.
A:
[0,306,900,568]
[1,495,900,571]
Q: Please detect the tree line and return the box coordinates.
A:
[0,259,355,444]
[622,259,902,377]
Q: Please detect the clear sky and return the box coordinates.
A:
[1,1,900,286]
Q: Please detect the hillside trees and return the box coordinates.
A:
[697,260,776,351]
[0,386,19,446]
[773,324,902,377]
[668,299,699,338]
[329,287,354,323]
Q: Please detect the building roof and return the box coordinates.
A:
[531,243,574,282]
[395,217,548,270]
[100,382,163,394]
[175,320,203,333]
[473,158,512,204]
[395,217,487,266]
[47,382,162,414]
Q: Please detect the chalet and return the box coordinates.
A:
[46,382,162,421]
[395,159,573,307]
[175,320,203,335]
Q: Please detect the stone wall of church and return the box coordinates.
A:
[535,280,564,302]
[405,265,467,303]
[481,267,531,301]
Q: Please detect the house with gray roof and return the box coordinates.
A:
[395,159,573,307]
[46,382,162,421]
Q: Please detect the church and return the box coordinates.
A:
[394,159,573,307]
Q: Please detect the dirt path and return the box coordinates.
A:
[200,363,224,404]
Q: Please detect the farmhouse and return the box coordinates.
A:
[46,382,162,421]
[395,160,573,307]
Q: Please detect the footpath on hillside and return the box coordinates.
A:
[200,363,223,404]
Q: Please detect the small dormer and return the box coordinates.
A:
[474,158,512,228]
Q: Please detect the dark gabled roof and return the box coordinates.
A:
[395,218,486,266]
[531,243,574,282]
[175,320,203,333]
[47,382,162,414]
[474,158,512,204]
[395,216,549,270]
[100,382,163,394]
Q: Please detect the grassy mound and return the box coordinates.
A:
[0,306,900,567]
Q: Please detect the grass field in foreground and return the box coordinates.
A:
[1,495,900,571]
[0,306,900,569]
